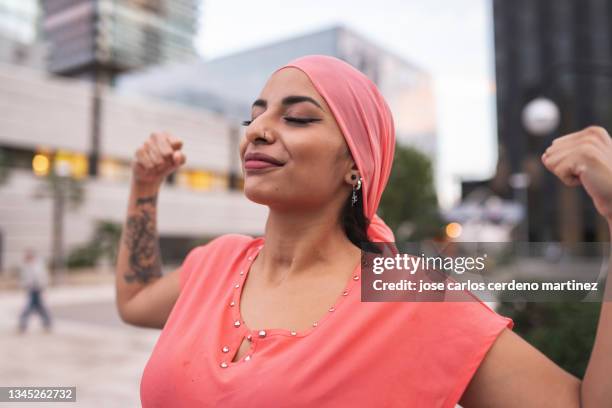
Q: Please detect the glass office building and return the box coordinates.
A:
[41,0,201,78]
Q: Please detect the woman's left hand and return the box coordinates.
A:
[542,126,612,225]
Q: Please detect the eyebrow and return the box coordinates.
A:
[251,95,325,112]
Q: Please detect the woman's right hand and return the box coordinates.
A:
[132,132,186,188]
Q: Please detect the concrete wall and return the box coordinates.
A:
[101,91,234,172]
[0,64,92,152]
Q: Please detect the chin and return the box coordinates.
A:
[243,184,276,206]
[243,183,302,211]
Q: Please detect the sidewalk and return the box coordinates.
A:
[0,282,160,407]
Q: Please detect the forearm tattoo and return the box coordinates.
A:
[123,195,163,284]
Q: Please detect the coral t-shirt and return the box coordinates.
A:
[140,234,514,407]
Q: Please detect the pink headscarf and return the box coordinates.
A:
[274,55,396,242]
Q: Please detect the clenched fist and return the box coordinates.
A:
[542,126,612,224]
[132,132,186,187]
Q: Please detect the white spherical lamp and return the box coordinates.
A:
[521,97,560,136]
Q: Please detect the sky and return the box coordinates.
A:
[195,0,498,209]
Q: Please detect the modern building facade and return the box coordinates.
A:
[41,0,201,79]
[463,0,612,243]
[0,1,267,275]
[39,0,203,178]
[118,25,438,159]
[0,64,266,273]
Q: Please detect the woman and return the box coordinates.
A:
[115,55,612,407]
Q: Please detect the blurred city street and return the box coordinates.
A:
[0,0,610,406]
[0,273,159,407]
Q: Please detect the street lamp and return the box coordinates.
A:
[509,172,531,249]
[521,62,612,138]
[518,63,612,244]
[521,97,561,137]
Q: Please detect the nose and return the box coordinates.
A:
[244,115,276,145]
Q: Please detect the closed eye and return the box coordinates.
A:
[240,117,322,127]
[284,117,322,125]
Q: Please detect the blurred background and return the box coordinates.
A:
[0,0,610,406]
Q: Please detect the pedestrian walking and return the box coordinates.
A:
[18,248,52,333]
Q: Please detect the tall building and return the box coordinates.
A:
[40,0,202,177]
[117,25,438,159]
[41,0,201,80]
[464,0,612,243]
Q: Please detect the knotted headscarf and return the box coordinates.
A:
[274,55,396,242]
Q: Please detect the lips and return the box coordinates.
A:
[244,152,285,170]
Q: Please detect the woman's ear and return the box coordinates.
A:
[345,166,360,186]
[343,150,359,185]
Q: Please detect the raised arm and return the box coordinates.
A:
[460,126,612,407]
[115,132,186,329]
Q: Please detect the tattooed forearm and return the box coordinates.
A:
[123,194,162,284]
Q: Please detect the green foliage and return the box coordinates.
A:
[191,237,213,247]
[497,301,600,378]
[378,144,445,240]
[66,244,102,269]
[66,220,122,269]
[93,220,122,263]
[0,147,11,185]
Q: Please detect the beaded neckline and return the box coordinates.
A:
[229,237,361,339]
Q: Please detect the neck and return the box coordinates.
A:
[258,206,360,285]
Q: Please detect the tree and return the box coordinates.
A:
[33,166,85,275]
[378,144,445,241]
[67,220,122,269]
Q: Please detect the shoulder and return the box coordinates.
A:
[459,297,514,331]
[412,296,514,335]
[444,299,514,406]
[404,298,514,407]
